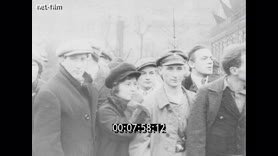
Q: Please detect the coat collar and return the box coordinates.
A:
[156,86,170,109]
[206,76,225,129]
[157,85,187,109]
[108,94,130,114]
[59,64,84,92]
[183,74,193,89]
[183,74,199,92]
[208,76,226,93]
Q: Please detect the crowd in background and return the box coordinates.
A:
[32,39,246,156]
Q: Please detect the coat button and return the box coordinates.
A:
[85,114,90,120]
[166,133,170,137]
[219,116,224,119]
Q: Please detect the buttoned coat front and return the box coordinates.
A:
[186,76,246,156]
[142,86,195,156]
[32,66,98,156]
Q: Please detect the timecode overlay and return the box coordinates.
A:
[112,123,166,133]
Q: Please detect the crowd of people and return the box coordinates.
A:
[32,39,246,156]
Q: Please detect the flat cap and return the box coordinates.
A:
[105,62,141,89]
[56,39,100,61]
[135,57,156,71]
[156,49,188,66]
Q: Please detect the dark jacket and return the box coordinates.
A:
[186,77,246,156]
[182,74,197,92]
[96,94,149,156]
[182,74,216,93]
[97,85,112,108]
[208,73,221,82]
[32,65,98,156]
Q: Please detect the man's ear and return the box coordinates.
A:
[188,60,195,69]
[229,67,239,75]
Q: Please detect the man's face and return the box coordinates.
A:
[61,54,89,82]
[32,61,39,83]
[138,66,157,90]
[117,77,138,100]
[160,64,185,88]
[237,54,246,82]
[189,48,213,76]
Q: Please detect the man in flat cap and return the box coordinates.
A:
[142,50,195,156]
[182,46,214,92]
[186,44,246,156]
[32,39,100,156]
[135,57,162,97]
[129,57,161,156]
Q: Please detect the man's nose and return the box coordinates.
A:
[77,60,86,68]
[145,74,150,80]
[208,58,213,64]
[172,71,179,77]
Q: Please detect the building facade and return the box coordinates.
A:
[210,0,246,63]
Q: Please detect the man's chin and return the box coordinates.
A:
[167,82,180,88]
[143,84,152,89]
[202,72,213,76]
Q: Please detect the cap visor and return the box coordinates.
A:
[136,62,156,71]
[64,50,94,56]
[162,60,185,66]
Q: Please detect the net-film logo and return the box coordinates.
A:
[36,4,62,11]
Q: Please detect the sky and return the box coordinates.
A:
[32,0,238,63]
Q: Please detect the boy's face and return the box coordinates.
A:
[138,66,157,90]
[159,64,185,88]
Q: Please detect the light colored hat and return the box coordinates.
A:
[55,39,100,61]
[135,57,156,71]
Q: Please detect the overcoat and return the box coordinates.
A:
[142,86,195,156]
[32,65,98,156]
[186,76,246,156]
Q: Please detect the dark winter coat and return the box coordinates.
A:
[96,94,149,156]
[32,65,98,156]
[186,77,246,156]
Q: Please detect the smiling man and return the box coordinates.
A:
[141,50,195,156]
[32,39,100,156]
[182,46,214,92]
